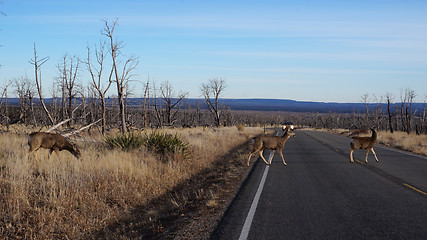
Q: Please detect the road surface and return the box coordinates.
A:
[211,130,427,240]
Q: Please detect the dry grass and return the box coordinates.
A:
[376,131,427,156]
[0,126,263,239]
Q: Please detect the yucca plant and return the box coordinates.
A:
[236,124,245,132]
[105,132,145,150]
[143,132,189,158]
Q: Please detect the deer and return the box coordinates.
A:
[350,128,379,163]
[247,125,295,166]
[27,132,81,161]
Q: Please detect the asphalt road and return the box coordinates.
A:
[211,130,427,240]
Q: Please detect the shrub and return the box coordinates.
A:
[143,132,189,158]
[236,124,245,132]
[105,132,145,150]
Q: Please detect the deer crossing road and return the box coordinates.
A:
[211,130,427,240]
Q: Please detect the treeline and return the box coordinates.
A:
[0,20,425,134]
[0,19,229,134]
[0,94,426,135]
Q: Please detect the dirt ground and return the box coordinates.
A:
[90,140,253,240]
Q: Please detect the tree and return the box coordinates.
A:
[159,81,187,126]
[141,78,150,128]
[399,88,416,133]
[58,54,80,124]
[85,42,112,135]
[13,76,34,125]
[0,81,11,130]
[361,93,370,128]
[201,78,226,127]
[405,88,416,134]
[29,43,54,125]
[385,92,394,133]
[103,19,138,133]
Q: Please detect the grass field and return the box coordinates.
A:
[0,126,263,239]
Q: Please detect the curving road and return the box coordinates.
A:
[211,130,427,240]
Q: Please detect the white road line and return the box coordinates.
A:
[239,131,279,240]
[238,163,270,240]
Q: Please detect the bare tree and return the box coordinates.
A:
[58,54,80,124]
[152,81,163,127]
[399,88,417,133]
[201,78,226,127]
[141,78,150,128]
[159,81,187,126]
[0,81,11,130]
[103,19,138,133]
[13,76,34,125]
[29,43,54,125]
[405,88,416,134]
[385,92,394,133]
[85,42,112,135]
[361,93,370,128]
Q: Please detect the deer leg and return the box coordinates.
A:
[48,149,53,159]
[27,145,38,160]
[258,150,270,165]
[365,149,370,163]
[26,149,32,160]
[53,148,61,161]
[278,149,287,166]
[350,149,354,163]
[268,150,275,165]
[247,151,257,166]
[371,148,379,162]
[34,149,39,162]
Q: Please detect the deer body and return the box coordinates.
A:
[350,128,379,163]
[27,132,81,160]
[247,126,295,166]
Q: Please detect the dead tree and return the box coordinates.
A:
[58,54,80,124]
[159,81,187,126]
[399,88,417,133]
[361,93,370,128]
[405,89,416,134]
[29,43,54,125]
[103,19,138,133]
[385,92,394,133]
[201,78,226,127]
[142,78,150,128]
[13,76,34,125]
[85,42,112,135]
[0,81,11,130]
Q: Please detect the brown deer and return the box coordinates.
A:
[247,125,295,166]
[27,132,81,161]
[350,128,379,163]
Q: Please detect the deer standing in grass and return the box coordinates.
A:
[27,132,81,161]
[247,126,295,166]
[350,128,379,163]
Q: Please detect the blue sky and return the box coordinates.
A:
[1,0,426,103]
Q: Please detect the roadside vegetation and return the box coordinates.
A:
[0,126,263,239]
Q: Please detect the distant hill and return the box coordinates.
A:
[3,98,425,114]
